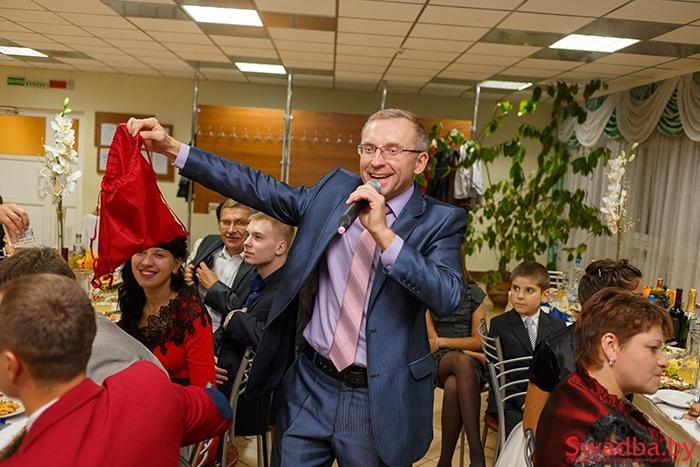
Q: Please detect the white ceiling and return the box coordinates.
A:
[0,0,699,97]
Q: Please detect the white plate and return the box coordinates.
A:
[655,389,696,409]
[0,397,25,419]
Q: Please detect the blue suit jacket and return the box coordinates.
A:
[181,147,466,465]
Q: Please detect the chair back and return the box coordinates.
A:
[220,347,256,467]
[524,428,535,467]
[547,270,566,289]
[486,354,533,460]
[180,438,215,467]
[477,319,502,364]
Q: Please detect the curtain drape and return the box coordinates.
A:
[559,72,700,146]
[561,132,700,292]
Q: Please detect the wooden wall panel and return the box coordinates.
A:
[0,115,46,156]
[194,104,470,213]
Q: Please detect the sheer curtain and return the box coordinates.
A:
[561,132,700,291]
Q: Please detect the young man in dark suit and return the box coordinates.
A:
[487,261,567,437]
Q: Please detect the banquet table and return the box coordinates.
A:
[635,393,700,467]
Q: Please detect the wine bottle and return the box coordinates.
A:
[670,288,684,346]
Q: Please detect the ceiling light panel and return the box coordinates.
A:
[0,46,48,57]
[235,62,286,74]
[182,5,262,27]
[550,34,640,53]
[479,79,532,90]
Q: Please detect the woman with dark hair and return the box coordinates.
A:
[427,274,487,467]
[118,237,216,387]
[523,259,644,434]
[534,288,673,466]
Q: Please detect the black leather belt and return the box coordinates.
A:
[303,345,368,388]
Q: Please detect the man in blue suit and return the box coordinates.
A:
[128,109,466,466]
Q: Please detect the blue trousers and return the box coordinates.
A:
[271,353,391,467]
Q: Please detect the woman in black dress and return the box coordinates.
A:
[427,278,488,467]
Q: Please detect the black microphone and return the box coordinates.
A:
[337,179,381,234]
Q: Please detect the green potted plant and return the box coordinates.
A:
[429,81,611,307]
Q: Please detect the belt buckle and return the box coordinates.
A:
[344,370,365,388]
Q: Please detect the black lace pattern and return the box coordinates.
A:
[134,287,211,355]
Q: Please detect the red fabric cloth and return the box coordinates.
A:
[94,122,187,280]
[534,366,672,466]
[1,362,231,467]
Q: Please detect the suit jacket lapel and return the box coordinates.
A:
[231,261,253,291]
[507,310,533,352]
[367,186,426,312]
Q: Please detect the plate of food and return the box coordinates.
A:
[655,389,696,409]
[0,397,25,419]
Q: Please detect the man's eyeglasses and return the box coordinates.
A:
[357,143,423,159]
[220,219,249,228]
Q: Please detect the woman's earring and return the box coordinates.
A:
[608,358,615,367]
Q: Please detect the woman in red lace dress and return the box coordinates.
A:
[534,288,673,467]
[118,237,216,387]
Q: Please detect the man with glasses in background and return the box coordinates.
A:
[186,199,255,334]
[128,108,466,466]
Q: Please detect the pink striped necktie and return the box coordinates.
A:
[328,229,377,371]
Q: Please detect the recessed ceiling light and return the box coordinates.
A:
[550,34,639,53]
[235,62,286,75]
[479,80,532,91]
[0,46,47,58]
[182,5,262,27]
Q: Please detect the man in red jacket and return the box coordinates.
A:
[0,273,232,466]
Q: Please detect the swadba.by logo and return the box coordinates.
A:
[565,435,695,463]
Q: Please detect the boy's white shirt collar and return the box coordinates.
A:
[519,308,541,328]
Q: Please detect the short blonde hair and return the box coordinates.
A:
[249,212,295,245]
